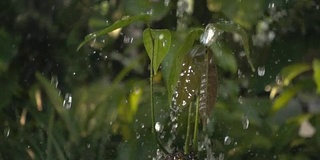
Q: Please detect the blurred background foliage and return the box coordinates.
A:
[0,0,320,159]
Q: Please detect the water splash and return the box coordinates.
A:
[200,24,223,46]
[63,93,72,109]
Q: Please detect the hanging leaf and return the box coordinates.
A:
[162,28,203,100]
[213,22,255,71]
[312,59,320,94]
[211,41,237,74]
[77,15,150,50]
[143,28,171,75]
[281,63,311,86]
[197,48,218,125]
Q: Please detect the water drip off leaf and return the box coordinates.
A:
[213,22,255,71]
[281,63,311,86]
[35,73,79,142]
[312,59,320,94]
[143,28,171,75]
[77,15,151,50]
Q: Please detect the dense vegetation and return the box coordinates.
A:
[1,0,320,159]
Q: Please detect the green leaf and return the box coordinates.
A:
[77,15,150,50]
[162,28,203,100]
[213,22,255,71]
[211,41,237,74]
[143,28,171,75]
[35,73,79,142]
[123,0,170,21]
[313,59,320,94]
[271,84,303,114]
[207,0,265,29]
[281,63,311,86]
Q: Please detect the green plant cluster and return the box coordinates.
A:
[1,0,320,159]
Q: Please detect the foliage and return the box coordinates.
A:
[1,0,320,159]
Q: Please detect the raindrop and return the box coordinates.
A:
[141,124,145,128]
[159,34,164,40]
[257,66,265,76]
[123,36,133,44]
[63,93,72,109]
[4,126,10,137]
[242,116,249,129]
[164,0,170,6]
[87,143,91,148]
[136,133,141,139]
[200,24,223,46]
[155,122,163,132]
[50,75,59,88]
[224,136,231,145]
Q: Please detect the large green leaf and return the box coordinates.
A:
[281,63,311,86]
[162,28,203,100]
[36,73,79,142]
[143,28,171,75]
[207,0,265,29]
[213,22,255,71]
[313,59,320,94]
[211,41,237,74]
[77,15,150,50]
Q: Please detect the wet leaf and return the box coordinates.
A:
[36,73,79,141]
[207,0,265,29]
[271,84,303,113]
[281,63,311,86]
[123,0,170,21]
[77,15,150,50]
[214,22,255,71]
[173,45,217,124]
[163,28,203,100]
[313,59,320,94]
[211,41,237,74]
[143,28,171,75]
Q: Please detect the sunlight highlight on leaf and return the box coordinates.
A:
[281,63,311,86]
[313,59,320,94]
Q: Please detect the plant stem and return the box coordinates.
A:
[184,102,193,154]
[192,96,200,152]
[148,27,155,134]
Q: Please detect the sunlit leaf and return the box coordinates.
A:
[143,28,171,75]
[77,15,150,50]
[214,22,255,71]
[281,63,311,86]
[313,59,320,94]
[211,41,237,74]
[36,73,79,142]
[271,84,303,113]
[162,28,203,100]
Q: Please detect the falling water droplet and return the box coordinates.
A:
[200,24,223,46]
[136,133,141,139]
[63,93,72,109]
[257,66,265,76]
[224,136,231,145]
[4,126,10,137]
[155,122,163,132]
[164,0,170,6]
[50,75,59,88]
[242,116,249,129]
[87,143,91,148]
